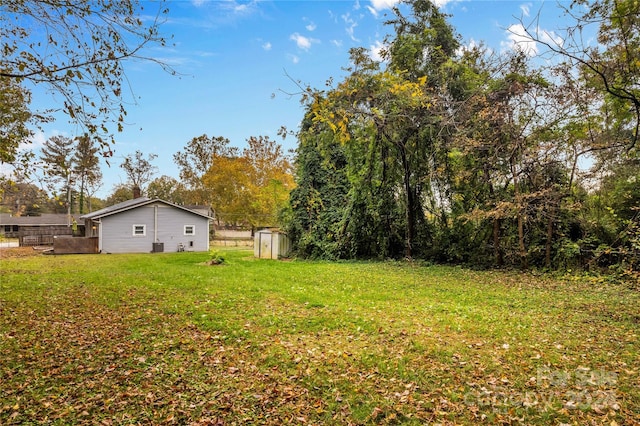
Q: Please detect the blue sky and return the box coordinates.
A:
[23,0,573,198]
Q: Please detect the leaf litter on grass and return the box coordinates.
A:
[1,251,638,425]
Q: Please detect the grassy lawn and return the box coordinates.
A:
[1,249,638,425]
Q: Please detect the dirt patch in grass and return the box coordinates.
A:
[0,247,44,259]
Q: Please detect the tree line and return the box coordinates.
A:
[284,0,639,279]
[1,0,637,279]
[1,133,294,231]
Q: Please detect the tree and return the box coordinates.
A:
[40,135,75,213]
[0,0,172,156]
[385,0,460,83]
[308,0,459,259]
[0,180,49,216]
[83,169,103,213]
[202,136,294,228]
[283,0,634,275]
[0,76,36,182]
[105,183,135,205]
[120,150,158,196]
[456,52,563,269]
[203,155,253,227]
[147,175,188,204]
[243,136,295,228]
[286,113,351,258]
[73,135,102,214]
[521,0,640,148]
[173,135,238,206]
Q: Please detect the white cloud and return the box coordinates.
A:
[305,22,317,32]
[191,0,205,6]
[366,0,399,18]
[288,54,300,64]
[367,0,451,15]
[29,131,48,151]
[220,0,260,17]
[502,24,536,55]
[520,3,531,17]
[342,13,359,42]
[456,38,485,57]
[369,40,386,62]
[370,0,400,12]
[262,41,272,51]
[290,32,318,51]
[234,3,249,13]
[540,28,563,48]
[501,23,563,56]
[432,0,454,7]
[331,39,343,48]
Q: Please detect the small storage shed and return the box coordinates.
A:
[254,229,291,259]
[81,197,213,254]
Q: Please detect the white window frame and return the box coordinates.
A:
[132,224,146,236]
[184,225,195,236]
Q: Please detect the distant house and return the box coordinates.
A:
[80,197,212,253]
[0,213,76,246]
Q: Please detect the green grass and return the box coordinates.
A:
[1,249,638,425]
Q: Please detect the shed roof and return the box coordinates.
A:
[0,213,69,226]
[81,198,213,220]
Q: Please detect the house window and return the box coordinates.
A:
[133,224,146,236]
[184,225,195,236]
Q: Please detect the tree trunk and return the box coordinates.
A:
[399,142,414,259]
[511,156,527,270]
[485,164,503,266]
[545,212,554,268]
[493,218,503,267]
[79,178,86,214]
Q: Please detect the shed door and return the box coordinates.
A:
[259,233,272,259]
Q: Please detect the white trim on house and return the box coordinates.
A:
[184,224,195,236]
[133,224,146,236]
[98,221,103,252]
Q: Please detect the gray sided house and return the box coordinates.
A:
[81,198,212,254]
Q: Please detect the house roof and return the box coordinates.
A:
[0,213,70,226]
[80,197,213,221]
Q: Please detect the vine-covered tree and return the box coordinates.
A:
[284,0,636,279]
[305,0,459,259]
[286,113,350,259]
